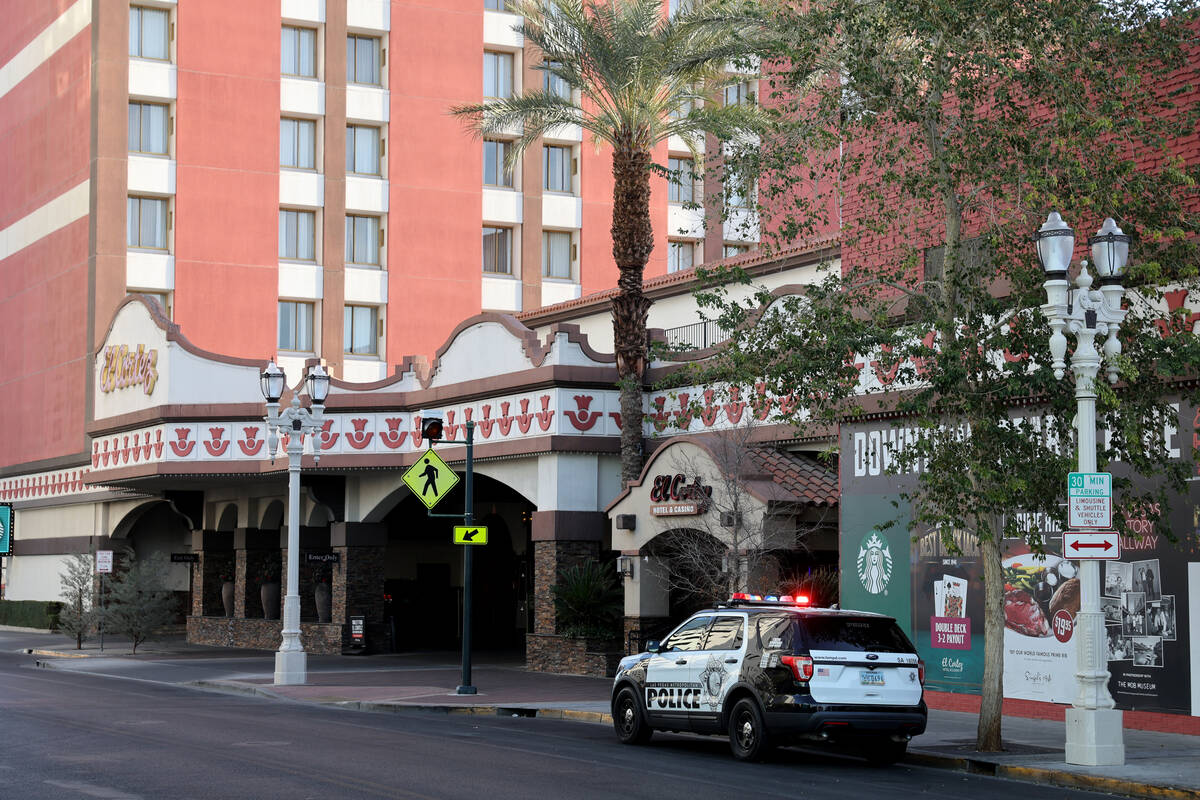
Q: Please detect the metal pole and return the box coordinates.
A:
[275,422,307,685]
[457,421,477,695]
[99,572,105,652]
[1063,277,1123,766]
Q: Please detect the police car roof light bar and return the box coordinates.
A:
[726,592,812,607]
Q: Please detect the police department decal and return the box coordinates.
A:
[857,531,893,594]
[697,655,727,709]
[645,682,702,710]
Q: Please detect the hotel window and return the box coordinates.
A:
[279,209,316,261]
[281,26,317,78]
[346,125,381,175]
[345,215,381,266]
[347,35,381,86]
[278,300,315,352]
[482,226,512,274]
[129,6,169,60]
[669,96,694,121]
[484,51,514,99]
[344,304,379,355]
[543,145,571,192]
[543,61,570,100]
[726,175,753,209]
[127,196,168,249]
[668,157,695,204]
[484,0,506,8]
[668,240,695,273]
[724,81,754,106]
[723,244,750,258]
[280,118,316,169]
[128,102,169,155]
[542,231,572,279]
[483,139,513,187]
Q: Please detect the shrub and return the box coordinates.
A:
[0,599,65,630]
[551,561,622,640]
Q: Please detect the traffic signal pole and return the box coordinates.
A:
[457,420,476,695]
[420,415,476,695]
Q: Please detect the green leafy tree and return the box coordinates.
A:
[108,549,177,654]
[454,0,769,484]
[687,0,1200,751]
[58,553,96,650]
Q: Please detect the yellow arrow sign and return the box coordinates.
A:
[453,526,488,545]
[401,448,460,509]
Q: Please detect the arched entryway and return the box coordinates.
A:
[367,472,534,653]
[112,500,193,621]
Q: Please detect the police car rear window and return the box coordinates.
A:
[800,617,914,653]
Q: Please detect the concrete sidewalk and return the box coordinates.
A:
[12,631,1199,800]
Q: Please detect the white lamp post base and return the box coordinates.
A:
[1065,708,1125,765]
[274,649,308,686]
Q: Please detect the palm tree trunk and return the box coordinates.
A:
[610,141,654,485]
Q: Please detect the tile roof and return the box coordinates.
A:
[745,446,839,507]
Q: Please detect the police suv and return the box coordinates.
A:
[611,594,926,763]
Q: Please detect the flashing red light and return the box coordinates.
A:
[918,658,926,686]
[779,595,794,603]
[795,594,811,606]
[731,592,749,601]
[780,654,814,681]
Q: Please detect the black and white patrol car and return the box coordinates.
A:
[611,594,927,763]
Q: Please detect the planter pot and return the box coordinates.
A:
[314,583,332,623]
[221,581,235,618]
[261,581,281,620]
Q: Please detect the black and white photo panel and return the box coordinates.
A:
[1105,561,1132,598]
[1102,596,1121,625]
[1122,591,1147,636]
[1132,559,1162,602]
[1107,627,1131,661]
[1148,595,1176,641]
[1131,636,1163,668]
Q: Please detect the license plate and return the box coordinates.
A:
[860,671,885,685]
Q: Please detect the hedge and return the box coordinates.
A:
[0,599,64,630]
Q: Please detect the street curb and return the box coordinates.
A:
[26,648,90,658]
[906,750,1200,800]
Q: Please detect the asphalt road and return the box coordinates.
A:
[0,648,1116,800]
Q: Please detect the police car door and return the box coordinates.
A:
[643,614,711,728]
[691,614,746,731]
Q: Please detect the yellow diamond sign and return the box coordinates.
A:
[402,448,460,509]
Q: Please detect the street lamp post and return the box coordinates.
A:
[260,360,331,686]
[1037,212,1129,766]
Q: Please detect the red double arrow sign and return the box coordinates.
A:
[1062,531,1120,560]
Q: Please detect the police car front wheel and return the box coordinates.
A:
[612,687,652,745]
[727,698,772,761]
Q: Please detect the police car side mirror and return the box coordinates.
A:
[646,640,661,654]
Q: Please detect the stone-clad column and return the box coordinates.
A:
[330,522,386,649]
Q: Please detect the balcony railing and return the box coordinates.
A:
[663,319,730,351]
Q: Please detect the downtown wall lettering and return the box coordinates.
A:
[100,344,159,395]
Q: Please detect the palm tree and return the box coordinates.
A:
[454,0,767,484]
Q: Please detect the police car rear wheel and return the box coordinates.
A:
[613,687,652,745]
[728,698,771,761]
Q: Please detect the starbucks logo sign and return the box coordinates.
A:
[857,531,893,594]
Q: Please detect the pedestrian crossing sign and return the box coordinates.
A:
[402,448,460,510]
